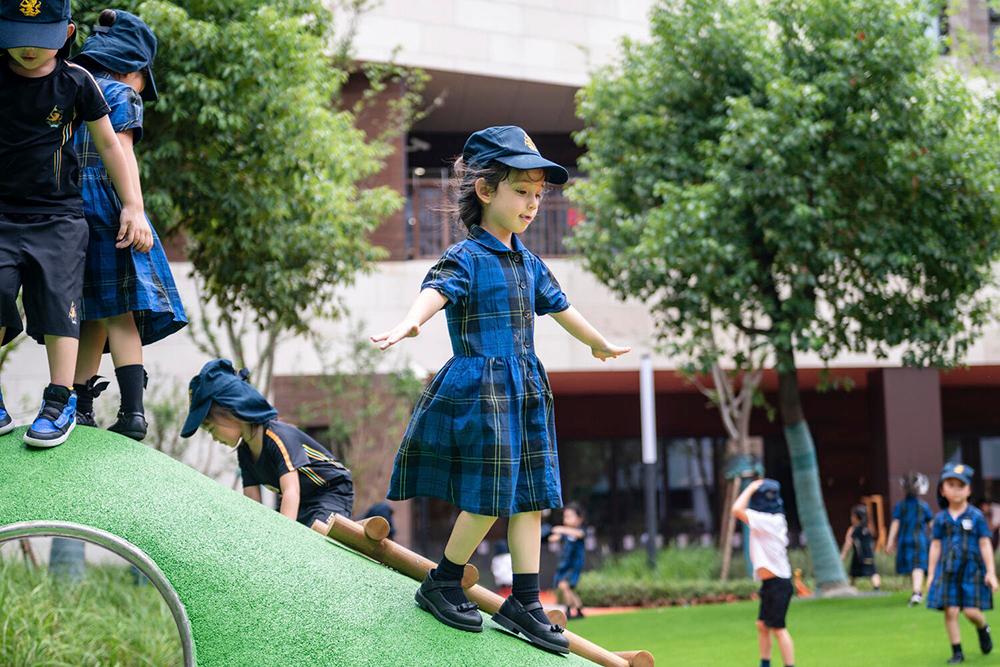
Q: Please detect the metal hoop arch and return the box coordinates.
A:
[0,520,196,667]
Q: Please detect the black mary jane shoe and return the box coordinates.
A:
[108,411,148,441]
[947,653,965,664]
[414,573,482,633]
[979,625,993,655]
[492,595,569,654]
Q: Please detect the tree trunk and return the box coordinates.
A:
[777,361,849,590]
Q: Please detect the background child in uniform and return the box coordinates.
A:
[841,504,881,590]
[927,463,997,664]
[372,125,628,653]
[887,471,934,606]
[0,0,144,447]
[70,9,186,441]
[549,502,586,619]
[732,478,796,667]
[181,359,354,529]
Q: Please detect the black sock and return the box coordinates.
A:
[953,642,963,655]
[761,660,770,667]
[73,383,93,413]
[115,365,145,415]
[43,383,71,406]
[430,556,468,606]
[512,573,550,624]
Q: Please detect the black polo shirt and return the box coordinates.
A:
[0,58,110,213]
[237,421,351,497]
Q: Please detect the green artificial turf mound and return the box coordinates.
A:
[0,427,592,666]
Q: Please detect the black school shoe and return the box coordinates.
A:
[979,625,993,655]
[948,652,965,664]
[108,411,148,441]
[414,573,482,632]
[492,595,570,654]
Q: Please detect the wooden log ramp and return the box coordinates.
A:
[316,514,655,667]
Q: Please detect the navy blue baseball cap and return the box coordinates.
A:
[749,479,785,515]
[463,126,569,185]
[937,462,975,509]
[181,359,278,438]
[0,0,71,50]
[74,10,158,101]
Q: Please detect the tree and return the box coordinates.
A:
[72,0,422,391]
[570,0,1000,589]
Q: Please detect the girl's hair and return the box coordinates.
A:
[99,9,118,27]
[444,157,512,231]
[206,402,241,427]
[564,502,585,522]
[74,10,118,75]
[852,504,868,523]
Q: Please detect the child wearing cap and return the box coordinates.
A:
[927,463,997,664]
[371,125,629,652]
[732,478,796,667]
[887,471,934,606]
[181,359,354,529]
[0,0,146,447]
[840,504,880,591]
[69,9,186,441]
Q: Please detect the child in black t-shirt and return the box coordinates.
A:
[181,359,354,528]
[841,505,881,590]
[0,0,146,448]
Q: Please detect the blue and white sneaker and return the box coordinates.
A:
[0,400,13,436]
[23,386,77,448]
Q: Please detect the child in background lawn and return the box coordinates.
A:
[0,0,144,447]
[549,502,586,619]
[491,539,513,598]
[733,478,795,667]
[927,462,997,664]
[841,504,880,591]
[70,9,187,441]
[887,471,934,606]
[181,359,354,529]
[372,125,629,653]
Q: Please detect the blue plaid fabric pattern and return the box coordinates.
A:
[893,496,933,574]
[387,225,569,517]
[927,506,993,610]
[74,75,186,344]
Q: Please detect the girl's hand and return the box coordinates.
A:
[116,205,153,252]
[591,342,631,361]
[370,320,420,351]
[885,542,895,555]
[986,572,999,592]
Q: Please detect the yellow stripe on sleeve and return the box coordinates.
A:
[266,429,295,472]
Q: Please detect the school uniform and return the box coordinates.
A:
[747,508,794,629]
[927,506,993,611]
[237,420,354,528]
[74,75,186,344]
[553,531,586,588]
[387,224,569,517]
[0,59,110,345]
[849,524,877,578]
[893,496,933,574]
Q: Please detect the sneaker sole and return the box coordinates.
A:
[0,421,15,436]
[23,421,75,449]
[414,588,482,633]
[491,611,570,654]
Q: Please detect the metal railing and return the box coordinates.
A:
[404,169,580,258]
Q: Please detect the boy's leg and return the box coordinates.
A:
[106,312,147,441]
[872,573,881,590]
[45,335,77,388]
[963,608,992,654]
[773,628,795,666]
[756,621,772,664]
[24,336,80,448]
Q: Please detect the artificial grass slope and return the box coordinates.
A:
[0,427,592,666]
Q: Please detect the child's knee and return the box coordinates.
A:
[756,620,769,633]
[962,607,983,619]
[945,607,961,620]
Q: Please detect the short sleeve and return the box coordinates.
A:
[236,445,260,487]
[745,509,776,537]
[533,255,569,316]
[264,434,298,477]
[923,503,934,524]
[106,83,144,143]
[892,502,902,521]
[931,514,945,540]
[422,247,471,305]
[74,69,111,122]
[974,512,991,540]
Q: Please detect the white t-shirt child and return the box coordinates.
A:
[746,508,792,580]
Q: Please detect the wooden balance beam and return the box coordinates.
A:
[317,515,654,667]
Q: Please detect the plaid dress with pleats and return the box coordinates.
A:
[893,496,932,574]
[387,225,568,517]
[74,75,186,346]
[927,507,993,610]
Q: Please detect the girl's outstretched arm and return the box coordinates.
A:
[86,115,149,251]
[550,306,630,361]
[371,289,448,351]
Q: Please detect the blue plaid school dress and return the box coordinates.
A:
[74,75,186,345]
[893,496,932,574]
[387,225,568,517]
[927,506,993,610]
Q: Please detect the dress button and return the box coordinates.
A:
[522,310,530,319]
[513,254,522,263]
[518,282,526,290]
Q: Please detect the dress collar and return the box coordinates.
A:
[468,224,525,255]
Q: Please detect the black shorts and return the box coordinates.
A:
[296,478,354,528]
[0,211,88,345]
[758,577,793,629]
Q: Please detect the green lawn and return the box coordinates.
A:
[570,593,995,666]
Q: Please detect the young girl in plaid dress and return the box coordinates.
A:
[928,463,998,664]
[70,10,186,441]
[372,125,628,652]
[887,471,934,606]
